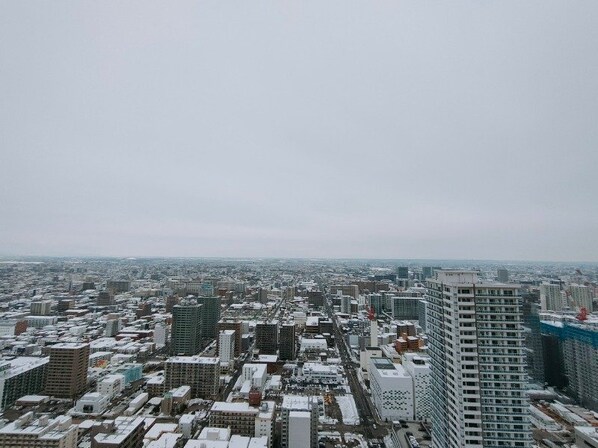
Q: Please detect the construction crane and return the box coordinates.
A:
[565,289,589,322]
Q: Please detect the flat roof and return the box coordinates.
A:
[167,356,219,364]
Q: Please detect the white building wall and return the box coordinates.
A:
[242,364,267,390]
[154,324,168,347]
[219,330,235,363]
[402,354,432,421]
[288,411,311,448]
[369,358,413,421]
[97,374,125,399]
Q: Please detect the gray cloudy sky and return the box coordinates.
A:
[1,1,597,261]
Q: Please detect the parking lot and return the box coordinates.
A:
[393,422,431,448]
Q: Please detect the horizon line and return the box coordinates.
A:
[1,254,597,265]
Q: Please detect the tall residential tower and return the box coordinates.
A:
[426,270,531,448]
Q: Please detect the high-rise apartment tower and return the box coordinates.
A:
[426,270,531,448]
[171,302,202,355]
[45,343,90,399]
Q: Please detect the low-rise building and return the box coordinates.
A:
[0,412,78,448]
[91,417,145,448]
[75,392,110,415]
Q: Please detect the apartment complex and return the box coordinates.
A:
[218,330,235,364]
[91,417,145,448]
[45,343,90,399]
[541,320,598,411]
[171,303,202,355]
[540,283,563,312]
[0,356,48,410]
[426,270,531,448]
[0,412,78,448]
[195,296,221,340]
[164,356,219,399]
[208,401,274,447]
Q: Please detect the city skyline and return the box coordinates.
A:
[2,1,597,261]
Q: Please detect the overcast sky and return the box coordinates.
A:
[1,1,597,261]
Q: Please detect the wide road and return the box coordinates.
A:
[326,297,382,442]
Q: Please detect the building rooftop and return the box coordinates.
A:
[92,417,145,445]
[0,356,49,379]
[281,395,313,411]
[211,402,257,414]
[167,356,219,364]
[50,342,89,350]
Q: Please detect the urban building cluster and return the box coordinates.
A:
[0,258,596,448]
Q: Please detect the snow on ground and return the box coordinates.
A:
[319,416,338,425]
[336,394,360,425]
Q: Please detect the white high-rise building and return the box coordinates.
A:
[280,395,318,448]
[426,270,531,448]
[402,353,432,421]
[154,323,168,347]
[219,330,235,364]
[369,357,413,421]
[540,283,563,312]
[569,284,593,311]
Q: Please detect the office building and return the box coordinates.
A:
[540,283,563,312]
[171,302,202,355]
[280,395,318,448]
[279,324,296,361]
[91,417,145,448]
[369,357,413,421]
[164,356,219,399]
[497,268,509,283]
[426,270,531,448]
[340,295,352,315]
[0,412,78,448]
[46,343,90,399]
[369,293,384,315]
[422,266,433,280]
[0,357,48,410]
[397,266,409,279]
[391,296,420,320]
[255,321,278,355]
[196,296,221,341]
[307,291,324,308]
[218,330,235,364]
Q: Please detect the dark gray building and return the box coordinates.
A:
[171,302,202,355]
[279,323,296,361]
[196,296,221,342]
[255,321,279,355]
